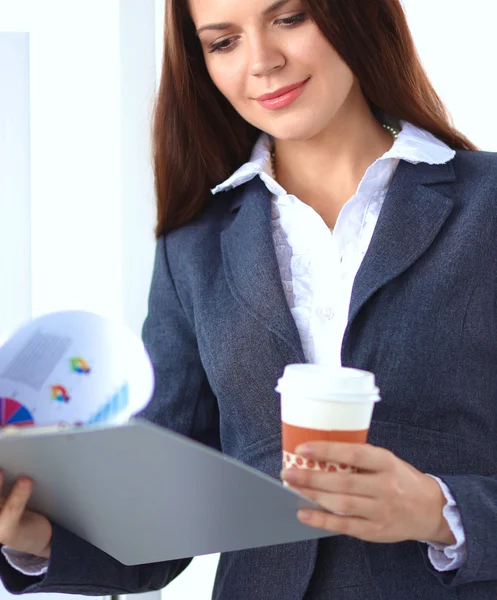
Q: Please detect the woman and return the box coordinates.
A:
[1,0,497,598]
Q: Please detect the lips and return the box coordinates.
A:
[257,78,310,102]
[256,78,310,111]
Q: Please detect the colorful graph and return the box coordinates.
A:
[0,397,35,427]
[70,357,91,374]
[51,385,70,403]
[87,383,129,424]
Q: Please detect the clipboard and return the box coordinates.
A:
[0,419,334,565]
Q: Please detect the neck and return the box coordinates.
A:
[272,86,395,229]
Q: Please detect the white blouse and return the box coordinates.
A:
[212,121,466,572]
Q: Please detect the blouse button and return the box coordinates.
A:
[318,306,334,321]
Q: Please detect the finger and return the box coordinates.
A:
[0,478,33,545]
[297,508,381,540]
[0,470,7,509]
[295,442,394,472]
[0,471,7,510]
[296,487,378,519]
[283,468,376,497]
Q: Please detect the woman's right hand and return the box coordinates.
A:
[0,472,52,559]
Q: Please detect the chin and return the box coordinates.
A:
[266,123,324,142]
[261,112,332,142]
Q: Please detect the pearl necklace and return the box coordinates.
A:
[270,123,400,179]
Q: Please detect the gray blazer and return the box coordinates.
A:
[2,150,497,600]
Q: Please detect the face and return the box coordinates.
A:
[189,0,358,142]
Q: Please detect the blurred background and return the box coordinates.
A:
[0,0,496,598]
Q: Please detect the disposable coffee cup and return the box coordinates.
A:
[276,365,381,476]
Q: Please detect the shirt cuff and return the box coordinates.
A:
[1,546,49,577]
[421,475,467,572]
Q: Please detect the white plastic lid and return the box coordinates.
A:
[275,364,381,402]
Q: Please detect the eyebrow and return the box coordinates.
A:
[196,0,293,35]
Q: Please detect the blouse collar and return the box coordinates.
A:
[211,121,456,198]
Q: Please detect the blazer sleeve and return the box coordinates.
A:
[421,474,497,586]
[0,236,221,596]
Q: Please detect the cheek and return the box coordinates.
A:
[206,61,245,107]
[313,49,355,102]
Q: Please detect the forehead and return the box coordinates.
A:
[188,0,290,27]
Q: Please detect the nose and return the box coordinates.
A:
[247,33,285,77]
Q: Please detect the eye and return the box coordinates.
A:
[208,36,239,54]
[274,12,308,28]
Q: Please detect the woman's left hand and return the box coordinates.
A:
[282,442,456,545]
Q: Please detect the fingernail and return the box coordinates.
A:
[295,444,313,457]
[298,510,312,522]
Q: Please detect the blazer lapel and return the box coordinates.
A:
[221,177,306,362]
[348,159,456,326]
[221,160,457,362]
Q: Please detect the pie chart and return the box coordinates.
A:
[0,397,35,427]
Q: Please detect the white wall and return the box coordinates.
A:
[0,1,158,599]
[402,0,497,150]
[0,0,157,340]
[120,0,157,335]
[0,33,31,343]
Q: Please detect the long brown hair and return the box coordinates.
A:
[153,0,476,237]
